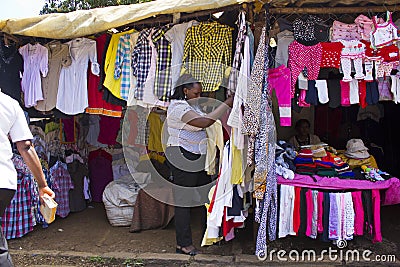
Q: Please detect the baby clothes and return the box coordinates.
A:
[288,41,322,97]
[275,30,294,67]
[371,12,399,48]
[377,44,399,62]
[354,15,384,41]
[339,40,366,81]
[293,15,323,46]
[340,81,351,106]
[349,79,360,104]
[316,80,329,104]
[366,81,380,105]
[305,80,318,105]
[358,80,367,108]
[320,42,344,69]
[378,77,393,101]
[391,75,400,104]
[268,65,292,126]
[376,61,397,78]
[298,89,311,107]
[331,21,361,41]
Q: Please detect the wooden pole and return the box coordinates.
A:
[269,5,400,14]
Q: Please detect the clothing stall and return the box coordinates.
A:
[1,0,400,258]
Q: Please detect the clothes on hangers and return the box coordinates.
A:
[57,37,100,115]
[36,41,71,112]
[19,43,48,108]
[182,21,233,92]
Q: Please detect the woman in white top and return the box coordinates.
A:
[166,74,233,255]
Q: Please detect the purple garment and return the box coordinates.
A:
[88,149,113,202]
[98,115,121,145]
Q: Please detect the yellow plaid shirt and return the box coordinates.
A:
[182,22,233,92]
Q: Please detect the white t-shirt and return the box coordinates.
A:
[0,90,33,190]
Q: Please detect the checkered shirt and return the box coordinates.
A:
[115,33,138,101]
[1,155,35,239]
[182,22,233,92]
[152,26,172,102]
[132,28,153,100]
[50,161,74,218]
[227,11,247,93]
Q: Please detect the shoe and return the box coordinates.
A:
[176,246,200,256]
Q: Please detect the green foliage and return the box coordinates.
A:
[40,0,152,15]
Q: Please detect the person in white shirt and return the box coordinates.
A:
[0,90,55,267]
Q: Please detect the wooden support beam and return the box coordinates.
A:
[269,5,400,14]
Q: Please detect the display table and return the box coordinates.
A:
[129,186,174,232]
[277,174,400,205]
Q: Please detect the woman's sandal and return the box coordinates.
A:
[176,246,200,256]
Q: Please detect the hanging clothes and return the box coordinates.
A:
[152,25,173,102]
[67,160,88,212]
[242,27,266,166]
[164,20,199,90]
[255,31,278,257]
[87,33,123,117]
[0,42,23,103]
[50,160,74,218]
[88,149,113,202]
[131,28,154,101]
[278,185,296,238]
[19,43,48,108]
[36,41,71,112]
[182,21,233,92]
[57,37,100,115]
[115,31,140,101]
[227,10,246,93]
[228,35,250,149]
[103,29,136,99]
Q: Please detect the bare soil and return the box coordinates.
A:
[7,202,400,266]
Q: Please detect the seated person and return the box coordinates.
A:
[288,119,321,150]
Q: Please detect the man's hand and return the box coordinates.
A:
[39,186,55,203]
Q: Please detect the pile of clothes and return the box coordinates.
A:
[294,146,353,178]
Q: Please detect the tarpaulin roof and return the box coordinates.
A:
[0,0,397,39]
[0,0,253,39]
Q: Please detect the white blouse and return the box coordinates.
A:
[56,38,100,115]
[19,43,48,108]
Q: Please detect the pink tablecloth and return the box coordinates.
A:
[277,174,400,206]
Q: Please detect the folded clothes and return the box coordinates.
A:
[338,171,356,179]
[317,170,338,177]
[315,160,335,168]
[296,163,317,168]
[334,164,351,172]
[298,149,313,158]
[294,157,314,164]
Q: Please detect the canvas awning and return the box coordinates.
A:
[0,0,253,39]
[0,0,398,39]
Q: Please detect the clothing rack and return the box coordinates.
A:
[269,5,400,14]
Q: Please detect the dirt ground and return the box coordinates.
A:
[7,202,400,266]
